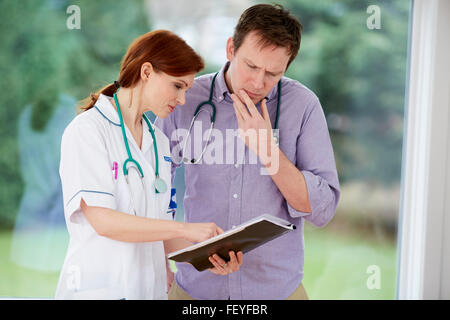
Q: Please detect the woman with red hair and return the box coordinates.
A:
[55,30,241,300]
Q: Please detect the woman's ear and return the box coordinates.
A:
[140,62,154,81]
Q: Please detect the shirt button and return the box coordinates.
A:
[234,164,239,168]
[233,193,238,199]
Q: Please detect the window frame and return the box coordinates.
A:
[397,0,450,299]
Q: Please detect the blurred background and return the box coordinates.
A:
[0,0,411,299]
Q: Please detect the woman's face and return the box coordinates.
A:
[140,65,195,119]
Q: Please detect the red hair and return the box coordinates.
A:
[79,30,204,112]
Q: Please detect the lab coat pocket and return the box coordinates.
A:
[160,155,172,182]
[114,174,133,214]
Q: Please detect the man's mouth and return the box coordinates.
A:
[243,89,259,99]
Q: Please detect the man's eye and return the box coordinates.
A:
[175,84,182,89]
[248,64,256,69]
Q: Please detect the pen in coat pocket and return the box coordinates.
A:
[112,161,118,180]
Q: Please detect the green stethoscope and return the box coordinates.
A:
[113,92,167,215]
[182,72,282,164]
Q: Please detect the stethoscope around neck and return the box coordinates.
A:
[113,92,167,214]
[182,72,282,164]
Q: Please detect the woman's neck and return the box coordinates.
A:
[111,88,143,131]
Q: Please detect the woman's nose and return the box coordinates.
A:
[177,92,186,106]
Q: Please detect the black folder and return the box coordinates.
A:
[167,214,296,272]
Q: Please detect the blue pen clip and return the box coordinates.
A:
[167,188,177,220]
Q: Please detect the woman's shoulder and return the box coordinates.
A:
[62,108,106,142]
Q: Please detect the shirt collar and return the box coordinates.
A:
[214,62,232,101]
[94,93,153,154]
[213,61,281,102]
[94,94,121,126]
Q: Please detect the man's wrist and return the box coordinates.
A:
[259,140,280,168]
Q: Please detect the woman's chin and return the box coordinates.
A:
[151,110,169,119]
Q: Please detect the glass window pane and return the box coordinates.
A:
[0,0,410,299]
[284,0,410,299]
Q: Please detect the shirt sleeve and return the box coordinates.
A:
[59,121,117,224]
[287,96,341,228]
[154,113,181,186]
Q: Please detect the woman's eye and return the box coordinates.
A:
[248,64,256,69]
[174,84,182,90]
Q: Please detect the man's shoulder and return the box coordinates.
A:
[190,72,216,94]
[177,72,215,106]
[195,72,216,84]
[155,73,217,130]
[281,76,320,106]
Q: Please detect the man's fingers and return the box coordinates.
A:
[232,99,245,126]
[228,251,240,272]
[209,256,225,273]
[213,254,226,266]
[261,98,271,126]
[236,251,243,265]
[208,252,243,275]
[238,90,260,118]
[231,93,251,120]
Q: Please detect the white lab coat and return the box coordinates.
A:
[55,94,172,299]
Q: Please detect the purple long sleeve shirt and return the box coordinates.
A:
[155,62,340,300]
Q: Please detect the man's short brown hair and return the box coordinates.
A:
[232,3,303,69]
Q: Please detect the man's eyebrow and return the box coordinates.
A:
[267,69,283,76]
[244,58,257,67]
[244,58,283,76]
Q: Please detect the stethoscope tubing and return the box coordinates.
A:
[113,91,166,217]
[182,72,281,164]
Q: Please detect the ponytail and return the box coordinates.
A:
[77,82,118,114]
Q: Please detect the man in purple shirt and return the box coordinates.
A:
[155,4,340,300]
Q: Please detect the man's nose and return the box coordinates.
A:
[252,70,265,90]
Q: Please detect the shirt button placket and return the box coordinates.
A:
[228,161,243,300]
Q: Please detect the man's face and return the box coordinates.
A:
[226,31,291,104]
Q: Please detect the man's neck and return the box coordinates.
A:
[224,63,234,95]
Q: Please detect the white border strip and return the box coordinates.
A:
[397,0,450,299]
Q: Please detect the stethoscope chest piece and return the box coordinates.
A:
[273,130,280,146]
[154,176,167,194]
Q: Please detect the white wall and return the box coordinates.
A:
[397,0,450,300]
